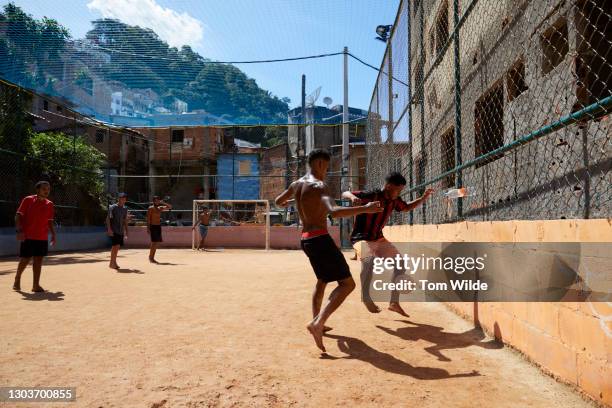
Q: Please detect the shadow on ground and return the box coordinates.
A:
[377,319,503,362]
[43,255,108,266]
[323,332,480,380]
[17,290,65,301]
[116,268,144,274]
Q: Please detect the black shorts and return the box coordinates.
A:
[111,233,124,247]
[20,239,48,258]
[301,234,351,283]
[111,234,123,246]
[150,225,163,242]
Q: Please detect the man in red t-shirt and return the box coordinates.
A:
[13,181,56,292]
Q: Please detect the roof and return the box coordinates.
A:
[234,138,261,148]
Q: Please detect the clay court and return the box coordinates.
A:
[0,249,596,408]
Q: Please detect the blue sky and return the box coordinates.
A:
[3,0,400,111]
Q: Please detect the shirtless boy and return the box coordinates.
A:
[192,207,211,250]
[275,149,383,352]
[147,196,172,263]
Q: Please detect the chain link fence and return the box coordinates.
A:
[366,0,611,225]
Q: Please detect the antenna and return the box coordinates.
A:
[306,86,322,107]
[323,96,333,109]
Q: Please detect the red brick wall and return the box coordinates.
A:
[133,127,222,163]
[260,143,287,201]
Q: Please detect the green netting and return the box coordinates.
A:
[0,1,396,126]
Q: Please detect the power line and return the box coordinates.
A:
[348,52,409,87]
[90,45,345,64]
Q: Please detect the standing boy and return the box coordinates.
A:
[13,181,56,292]
[192,207,211,251]
[147,196,172,263]
[107,192,129,269]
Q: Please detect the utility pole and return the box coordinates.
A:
[341,46,350,248]
[342,46,349,192]
[300,74,306,174]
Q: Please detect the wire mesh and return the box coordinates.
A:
[366,0,612,224]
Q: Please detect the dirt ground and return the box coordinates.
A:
[0,249,597,408]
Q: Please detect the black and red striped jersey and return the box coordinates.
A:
[349,189,410,243]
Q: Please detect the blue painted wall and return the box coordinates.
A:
[217,153,260,200]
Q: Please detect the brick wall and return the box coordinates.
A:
[260,143,287,201]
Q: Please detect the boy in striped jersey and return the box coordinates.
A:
[342,172,433,316]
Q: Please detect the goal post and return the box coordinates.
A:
[192,199,270,250]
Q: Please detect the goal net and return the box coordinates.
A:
[192,200,271,250]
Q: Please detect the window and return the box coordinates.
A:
[357,157,367,190]
[43,100,49,111]
[574,0,612,108]
[171,129,184,143]
[474,82,504,167]
[415,154,427,195]
[95,129,105,143]
[56,105,63,113]
[435,2,449,55]
[413,58,424,104]
[441,127,455,188]
[507,59,528,101]
[541,18,569,75]
[238,160,251,175]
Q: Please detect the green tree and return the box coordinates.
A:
[0,81,33,152]
[1,4,291,128]
[0,3,69,88]
[27,132,106,200]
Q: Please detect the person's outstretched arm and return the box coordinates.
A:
[275,183,295,207]
[341,190,362,204]
[398,188,434,212]
[323,195,383,219]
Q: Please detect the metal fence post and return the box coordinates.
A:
[419,0,426,223]
[387,42,394,144]
[407,0,414,225]
[453,0,463,219]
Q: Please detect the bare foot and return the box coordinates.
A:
[12,283,20,291]
[32,286,45,293]
[363,301,381,313]
[109,263,119,269]
[306,321,326,352]
[323,326,333,333]
[388,302,409,317]
[149,258,158,264]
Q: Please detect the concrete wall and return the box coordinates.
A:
[383,219,612,406]
[125,225,341,250]
[0,227,109,257]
